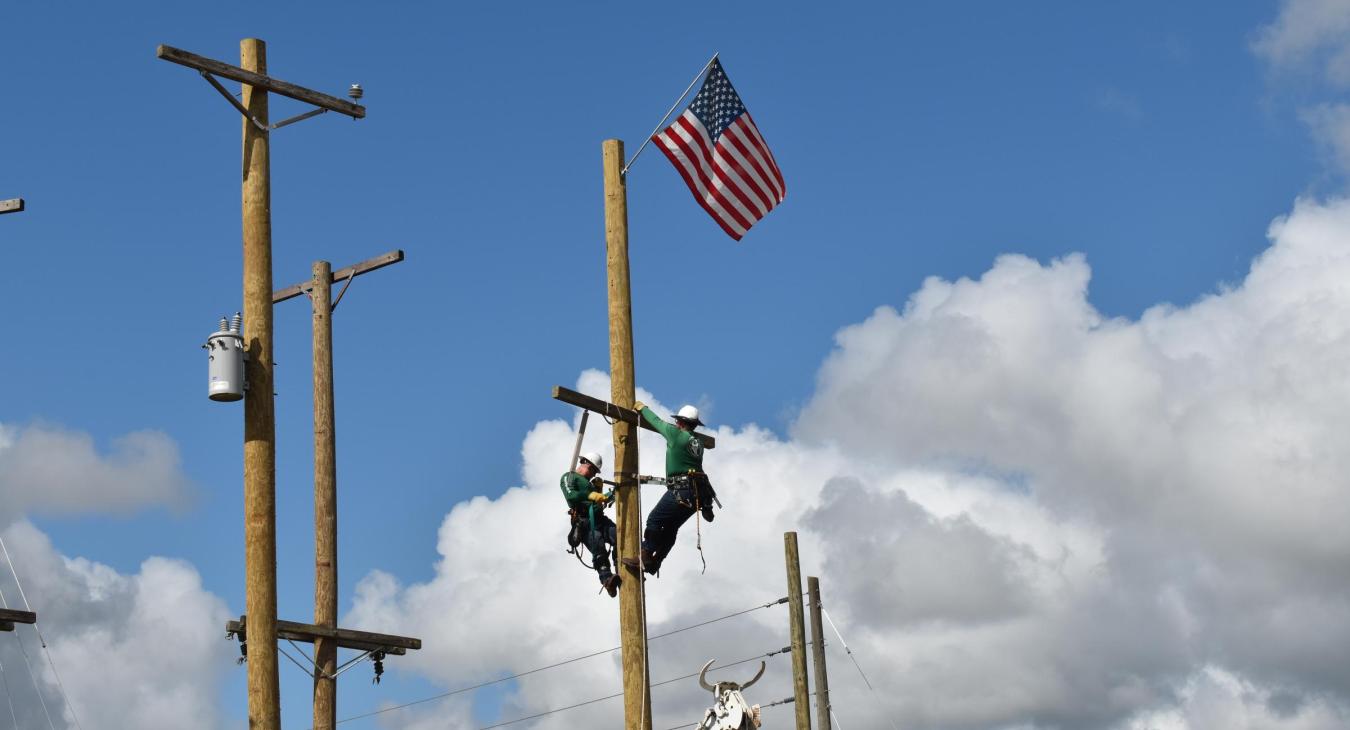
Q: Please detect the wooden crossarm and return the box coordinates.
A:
[552,385,716,449]
[228,616,420,655]
[273,249,404,303]
[0,198,24,215]
[156,45,366,119]
[0,609,36,626]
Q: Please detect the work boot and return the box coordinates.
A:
[621,550,660,576]
[602,574,621,597]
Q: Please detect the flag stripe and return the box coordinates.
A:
[654,126,748,239]
[669,115,758,231]
[717,125,780,208]
[739,113,786,195]
[674,115,765,223]
[724,119,784,203]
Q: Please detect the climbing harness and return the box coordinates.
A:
[638,472,719,574]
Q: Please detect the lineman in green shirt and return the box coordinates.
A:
[621,403,715,576]
[560,451,621,597]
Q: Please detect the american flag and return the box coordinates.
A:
[653,58,785,241]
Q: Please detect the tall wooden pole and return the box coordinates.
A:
[241,37,281,730]
[312,261,338,730]
[785,532,811,730]
[603,138,652,730]
[807,576,832,730]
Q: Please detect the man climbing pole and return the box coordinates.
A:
[561,452,622,597]
[622,403,716,576]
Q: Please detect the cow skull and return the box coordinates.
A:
[697,659,765,730]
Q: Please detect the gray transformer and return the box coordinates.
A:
[205,313,245,402]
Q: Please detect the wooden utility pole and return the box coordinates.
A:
[807,576,832,730]
[602,138,653,730]
[273,249,405,730]
[157,38,367,730]
[240,39,280,730]
[0,198,23,215]
[785,532,811,730]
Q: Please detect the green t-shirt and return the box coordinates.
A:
[639,407,704,477]
[560,471,603,512]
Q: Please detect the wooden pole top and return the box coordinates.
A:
[157,44,366,119]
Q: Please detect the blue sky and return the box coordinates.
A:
[4,2,1350,729]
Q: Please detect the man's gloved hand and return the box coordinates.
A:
[632,400,646,413]
[588,492,608,503]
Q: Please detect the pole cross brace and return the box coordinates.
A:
[0,608,36,633]
[551,385,716,449]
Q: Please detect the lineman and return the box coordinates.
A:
[621,402,715,576]
[561,452,621,597]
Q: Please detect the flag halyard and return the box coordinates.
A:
[653,59,785,241]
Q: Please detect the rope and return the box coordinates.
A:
[0,535,83,730]
[330,597,789,726]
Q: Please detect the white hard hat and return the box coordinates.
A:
[675,405,703,426]
[579,451,604,470]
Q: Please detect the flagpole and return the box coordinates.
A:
[621,52,719,176]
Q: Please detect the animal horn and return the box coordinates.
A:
[698,659,716,692]
[740,661,766,690]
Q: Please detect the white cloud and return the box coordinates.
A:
[1253,0,1350,84]
[1255,1,1350,174]
[0,423,196,522]
[347,195,1350,729]
[0,520,233,729]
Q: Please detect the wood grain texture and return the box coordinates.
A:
[228,617,420,653]
[603,138,653,730]
[273,250,404,303]
[157,44,365,118]
[785,533,812,730]
[552,386,716,449]
[240,37,282,730]
[311,261,338,730]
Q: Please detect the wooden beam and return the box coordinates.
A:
[0,622,12,632]
[228,616,421,654]
[156,45,366,119]
[0,608,36,625]
[552,385,715,449]
[0,198,24,215]
[273,249,404,303]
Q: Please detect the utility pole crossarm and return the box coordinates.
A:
[273,249,404,303]
[227,616,421,655]
[0,608,36,632]
[552,385,716,449]
[156,45,366,119]
[0,198,24,215]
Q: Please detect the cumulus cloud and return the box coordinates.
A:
[1253,0,1350,84]
[345,195,1350,730]
[1255,1,1350,174]
[0,423,195,522]
[0,520,233,729]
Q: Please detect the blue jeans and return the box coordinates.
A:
[641,478,712,568]
[585,513,618,583]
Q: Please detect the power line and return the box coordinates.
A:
[472,647,791,730]
[0,535,83,730]
[821,608,896,730]
[330,596,789,726]
[0,585,54,730]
